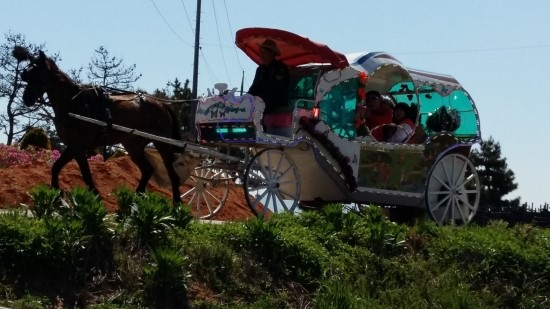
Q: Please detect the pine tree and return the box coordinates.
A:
[470,136,519,212]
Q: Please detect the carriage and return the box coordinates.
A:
[15,27,480,225]
[183,28,482,225]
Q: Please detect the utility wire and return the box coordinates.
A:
[211,0,233,85]
[149,0,193,47]
[180,0,195,36]
[394,44,550,55]
[223,0,243,71]
[200,48,218,91]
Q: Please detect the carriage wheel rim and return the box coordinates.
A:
[243,148,301,216]
[181,165,229,219]
[425,153,480,225]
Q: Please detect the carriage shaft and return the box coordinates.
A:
[68,113,241,162]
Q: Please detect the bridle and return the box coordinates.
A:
[21,62,50,106]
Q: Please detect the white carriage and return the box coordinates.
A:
[183,28,481,225]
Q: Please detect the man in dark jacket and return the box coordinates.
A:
[248,39,290,114]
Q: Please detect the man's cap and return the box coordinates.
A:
[258,39,281,56]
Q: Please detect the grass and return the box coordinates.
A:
[0,187,549,308]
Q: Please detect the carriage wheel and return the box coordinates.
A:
[425,153,480,225]
[180,166,230,219]
[243,148,301,216]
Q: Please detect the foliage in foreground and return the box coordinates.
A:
[0,187,549,308]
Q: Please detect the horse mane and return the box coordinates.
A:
[44,57,78,87]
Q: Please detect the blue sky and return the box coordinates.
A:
[1,0,549,206]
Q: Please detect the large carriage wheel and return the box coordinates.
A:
[425,153,480,225]
[180,166,230,219]
[243,148,301,216]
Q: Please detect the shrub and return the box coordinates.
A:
[28,184,64,219]
[19,127,51,150]
[143,247,190,309]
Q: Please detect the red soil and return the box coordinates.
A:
[0,156,255,221]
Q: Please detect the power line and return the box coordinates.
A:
[394,44,550,55]
[199,48,218,90]
[211,0,232,85]
[223,0,243,71]
[149,0,193,47]
[180,0,195,36]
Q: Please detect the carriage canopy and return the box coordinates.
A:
[236,27,348,69]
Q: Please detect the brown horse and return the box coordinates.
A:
[14,48,184,204]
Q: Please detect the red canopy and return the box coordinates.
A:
[235,27,348,69]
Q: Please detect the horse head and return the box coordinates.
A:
[13,48,54,107]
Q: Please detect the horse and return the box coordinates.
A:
[13,48,185,204]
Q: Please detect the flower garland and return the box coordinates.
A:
[355,72,369,130]
[299,117,357,192]
[357,71,368,102]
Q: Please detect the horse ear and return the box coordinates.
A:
[12,46,32,62]
[38,50,46,62]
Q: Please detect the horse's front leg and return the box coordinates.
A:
[51,147,77,189]
[74,151,99,195]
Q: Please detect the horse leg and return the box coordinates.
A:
[125,146,154,194]
[154,142,182,205]
[74,151,99,195]
[51,146,77,189]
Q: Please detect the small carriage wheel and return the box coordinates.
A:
[425,153,480,225]
[243,148,301,216]
[180,165,230,219]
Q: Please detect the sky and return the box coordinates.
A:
[1,0,549,206]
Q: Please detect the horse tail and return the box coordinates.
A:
[167,106,183,148]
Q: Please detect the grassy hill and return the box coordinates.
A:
[0,186,549,308]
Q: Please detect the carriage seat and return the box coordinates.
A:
[263,112,293,137]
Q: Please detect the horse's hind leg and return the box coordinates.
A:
[154,142,182,205]
[125,144,154,193]
[51,146,77,189]
[74,151,99,195]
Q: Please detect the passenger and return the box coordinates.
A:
[248,39,290,115]
[355,90,393,140]
[387,102,416,143]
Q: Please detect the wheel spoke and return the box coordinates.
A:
[277,165,294,179]
[440,197,452,222]
[196,192,203,213]
[277,178,299,186]
[457,193,476,211]
[181,186,196,198]
[428,190,451,195]
[278,188,299,201]
[198,192,212,214]
[454,197,468,223]
[433,174,452,191]
[441,158,453,187]
[458,173,476,188]
[251,189,269,209]
[430,194,451,212]
[269,191,278,213]
[204,189,223,204]
[454,158,468,187]
[188,190,198,205]
[274,190,288,211]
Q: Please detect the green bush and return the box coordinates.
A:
[19,127,51,150]
[143,247,190,309]
[28,184,64,219]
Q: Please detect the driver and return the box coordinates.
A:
[248,39,290,114]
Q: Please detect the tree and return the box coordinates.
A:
[0,32,57,145]
[87,46,141,90]
[470,136,520,212]
[153,78,192,130]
